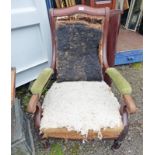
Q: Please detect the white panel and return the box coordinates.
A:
[11,0,52,87]
[16,62,48,87]
[11,25,48,72]
[11,8,40,29]
[12,0,35,9]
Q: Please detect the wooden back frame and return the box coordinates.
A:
[82,0,116,9]
[49,5,122,78]
[11,67,16,106]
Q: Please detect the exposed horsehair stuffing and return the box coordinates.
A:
[40,81,123,139]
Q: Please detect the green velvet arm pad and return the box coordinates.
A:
[105,67,132,95]
[30,68,54,94]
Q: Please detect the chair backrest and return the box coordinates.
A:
[82,0,116,9]
[49,5,121,82]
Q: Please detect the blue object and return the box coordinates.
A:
[45,0,53,10]
[45,0,50,10]
[115,49,143,65]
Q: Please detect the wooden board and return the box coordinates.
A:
[41,126,124,139]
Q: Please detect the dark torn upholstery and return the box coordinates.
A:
[56,23,102,82]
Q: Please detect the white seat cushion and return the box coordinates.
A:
[40,81,123,137]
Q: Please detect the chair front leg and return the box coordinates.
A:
[34,102,42,129]
[111,105,129,150]
[27,94,40,113]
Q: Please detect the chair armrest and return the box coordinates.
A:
[123,95,137,114]
[30,68,53,94]
[105,67,137,114]
[105,67,132,95]
[27,68,53,113]
[27,94,40,113]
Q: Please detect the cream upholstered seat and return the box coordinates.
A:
[40,81,124,139]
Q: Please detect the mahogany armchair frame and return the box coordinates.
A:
[27,5,137,149]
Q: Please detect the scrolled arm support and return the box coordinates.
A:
[105,67,137,114]
[27,68,54,113]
